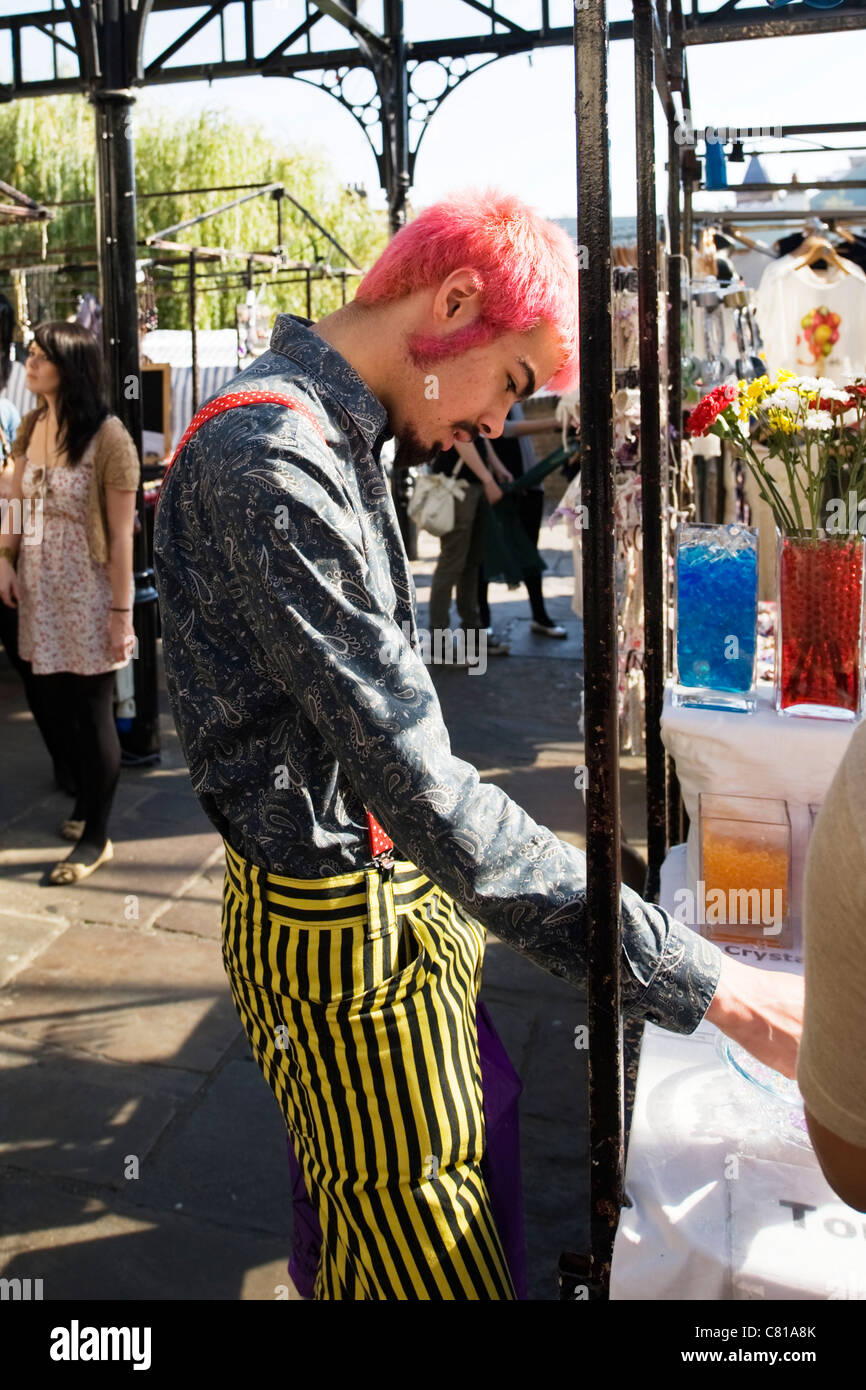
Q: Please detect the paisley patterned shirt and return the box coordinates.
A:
[154,313,722,1033]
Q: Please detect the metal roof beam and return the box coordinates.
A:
[682,4,866,42]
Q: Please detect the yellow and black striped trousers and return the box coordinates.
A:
[221,840,515,1300]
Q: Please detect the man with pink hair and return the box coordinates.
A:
[155,188,802,1300]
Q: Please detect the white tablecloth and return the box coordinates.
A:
[610,845,866,1301]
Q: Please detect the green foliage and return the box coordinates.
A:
[0,94,388,330]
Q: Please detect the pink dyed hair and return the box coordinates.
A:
[355,187,580,393]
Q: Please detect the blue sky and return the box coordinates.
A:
[2,0,864,217]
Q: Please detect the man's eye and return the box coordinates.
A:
[506,376,517,394]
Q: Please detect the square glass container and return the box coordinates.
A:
[674,523,758,713]
[698,793,792,949]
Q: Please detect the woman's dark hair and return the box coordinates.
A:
[0,294,14,392]
[30,320,110,465]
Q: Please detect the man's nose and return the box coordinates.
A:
[476,406,509,440]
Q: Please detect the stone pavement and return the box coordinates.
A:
[0,506,645,1302]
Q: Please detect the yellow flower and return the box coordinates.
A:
[767,408,797,435]
[739,375,771,420]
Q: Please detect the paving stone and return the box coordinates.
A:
[0,921,240,1071]
[0,1174,290,1301]
[0,909,69,988]
[0,813,223,932]
[151,861,225,940]
[0,1030,201,1184]
[140,1057,292,1235]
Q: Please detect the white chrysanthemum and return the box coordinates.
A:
[796,376,831,392]
[763,389,800,411]
[803,410,836,431]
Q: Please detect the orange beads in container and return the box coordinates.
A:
[698,794,792,949]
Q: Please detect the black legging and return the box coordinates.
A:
[0,604,78,794]
[26,667,120,847]
[479,489,550,627]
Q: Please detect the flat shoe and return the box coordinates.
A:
[530,621,568,639]
[59,818,85,841]
[49,840,114,885]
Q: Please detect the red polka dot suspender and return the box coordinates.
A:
[163,388,395,864]
[164,389,328,477]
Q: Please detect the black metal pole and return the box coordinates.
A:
[666,76,684,849]
[381,0,416,558]
[91,70,160,761]
[274,187,284,248]
[559,0,624,1302]
[634,0,666,901]
[189,249,199,412]
[382,0,410,237]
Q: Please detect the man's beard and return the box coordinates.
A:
[391,423,441,471]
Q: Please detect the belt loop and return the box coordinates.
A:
[365,864,397,941]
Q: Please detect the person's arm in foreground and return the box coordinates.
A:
[105,485,137,664]
[500,413,561,437]
[453,438,510,504]
[203,425,801,1074]
[797,738,866,1209]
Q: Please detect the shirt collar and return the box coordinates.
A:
[270,313,390,453]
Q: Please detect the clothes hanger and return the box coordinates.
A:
[794,233,850,275]
[831,223,857,244]
[796,237,850,273]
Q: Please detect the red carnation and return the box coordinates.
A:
[686,383,738,437]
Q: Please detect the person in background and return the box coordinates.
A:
[479,402,567,638]
[0,322,139,884]
[427,437,513,656]
[0,298,76,790]
[798,724,866,1211]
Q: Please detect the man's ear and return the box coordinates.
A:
[432,268,483,326]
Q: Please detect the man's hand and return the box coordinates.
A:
[704,954,803,1078]
[482,440,513,486]
[483,477,504,506]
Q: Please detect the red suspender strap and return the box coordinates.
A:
[162,388,395,863]
[164,389,327,482]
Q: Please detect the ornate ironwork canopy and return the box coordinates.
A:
[2,1,865,228]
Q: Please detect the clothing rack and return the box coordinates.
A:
[691,207,866,224]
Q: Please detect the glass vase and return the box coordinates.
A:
[698,793,792,949]
[777,532,864,720]
[673,522,759,712]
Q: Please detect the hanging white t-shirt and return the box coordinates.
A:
[756,254,866,378]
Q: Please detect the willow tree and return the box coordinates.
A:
[0,94,389,331]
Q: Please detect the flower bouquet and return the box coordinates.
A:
[686,374,866,717]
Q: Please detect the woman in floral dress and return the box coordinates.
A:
[0,322,139,883]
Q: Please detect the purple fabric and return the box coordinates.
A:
[286,999,527,1299]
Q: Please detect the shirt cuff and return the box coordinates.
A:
[625,917,723,1035]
